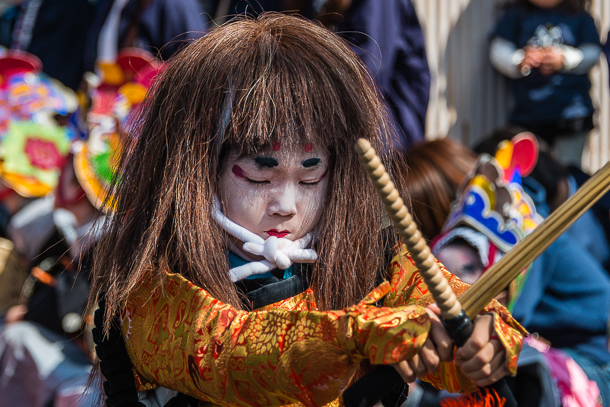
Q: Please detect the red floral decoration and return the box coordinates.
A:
[24,138,66,170]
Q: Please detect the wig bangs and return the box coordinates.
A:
[217,15,374,164]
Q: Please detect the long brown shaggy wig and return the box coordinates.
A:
[87,13,405,330]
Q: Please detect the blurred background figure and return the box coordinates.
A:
[332,0,430,152]
[477,126,610,273]
[0,0,94,90]
[0,50,78,317]
[402,134,610,406]
[428,134,560,407]
[474,129,610,406]
[401,138,476,241]
[0,49,159,407]
[0,49,86,407]
[0,0,205,91]
[489,0,602,169]
[84,0,207,71]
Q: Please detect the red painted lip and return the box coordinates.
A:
[265,229,290,238]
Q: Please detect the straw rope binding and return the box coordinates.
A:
[355,138,462,320]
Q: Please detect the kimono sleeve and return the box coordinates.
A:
[382,243,527,394]
[121,271,433,407]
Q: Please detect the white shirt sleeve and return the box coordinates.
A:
[490,37,526,79]
[560,43,602,74]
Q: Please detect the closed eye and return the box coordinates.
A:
[246,178,270,185]
[300,180,321,187]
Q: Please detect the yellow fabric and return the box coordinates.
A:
[122,244,525,406]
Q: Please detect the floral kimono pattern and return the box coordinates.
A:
[121,244,526,407]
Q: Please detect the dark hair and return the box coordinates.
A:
[501,0,591,13]
[474,126,570,207]
[400,138,477,242]
[474,125,529,157]
[88,13,404,329]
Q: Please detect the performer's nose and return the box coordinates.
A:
[267,185,297,218]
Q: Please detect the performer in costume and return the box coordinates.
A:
[0,49,87,406]
[0,48,160,407]
[474,130,610,406]
[0,49,78,317]
[89,14,526,406]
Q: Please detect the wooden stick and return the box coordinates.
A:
[351,140,518,407]
[460,161,610,319]
[355,139,462,320]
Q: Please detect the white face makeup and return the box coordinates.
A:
[219,143,329,245]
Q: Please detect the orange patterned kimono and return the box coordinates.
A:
[121,244,526,407]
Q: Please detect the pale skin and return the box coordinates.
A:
[521,46,564,77]
[219,142,508,386]
[437,242,485,285]
[437,242,508,306]
[218,143,330,251]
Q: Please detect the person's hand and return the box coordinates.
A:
[454,313,508,387]
[539,47,564,76]
[520,45,544,74]
[4,304,27,324]
[393,305,453,383]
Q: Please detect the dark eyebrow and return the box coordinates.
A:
[254,156,279,168]
[302,158,321,168]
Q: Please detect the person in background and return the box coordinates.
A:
[84,0,207,71]
[0,50,79,317]
[428,135,562,407]
[477,126,610,273]
[475,128,610,406]
[0,158,101,407]
[489,0,602,169]
[403,138,477,241]
[0,51,95,406]
[334,0,430,152]
[0,0,95,91]
[402,135,609,406]
[0,49,158,407]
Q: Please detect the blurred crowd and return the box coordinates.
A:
[0,0,608,407]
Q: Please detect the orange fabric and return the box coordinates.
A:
[31,266,56,286]
[385,244,526,394]
[121,244,525,406]
[440,388,507,407]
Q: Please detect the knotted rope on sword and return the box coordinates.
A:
[341,139,516,407]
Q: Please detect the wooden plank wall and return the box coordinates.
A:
[412,0,610,172]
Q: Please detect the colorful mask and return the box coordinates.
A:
[74,49,161,210]
[0,51,77,197]
[436,133,543,310]
[443,133,541,252]
[0,121,71,197]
